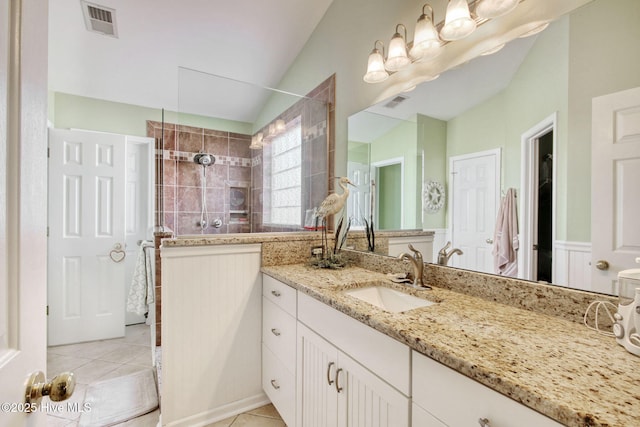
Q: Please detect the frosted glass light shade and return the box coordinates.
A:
[363,48,388,83]
[385,32,411,72]
[440,0,476,41]
[475,0,519,19]
[410,12,441,61]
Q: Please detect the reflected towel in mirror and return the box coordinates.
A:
[493,188,519,277]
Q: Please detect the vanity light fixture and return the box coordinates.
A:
[362,1,538,84]
[363,40,389,83]
[385,24,412,72]
[475,0,519,19]
[409,4,442,61]
[440,0,477,41]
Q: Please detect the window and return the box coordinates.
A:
[263,116,302,226]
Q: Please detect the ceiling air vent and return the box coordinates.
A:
[81,1,118,38]
[383,95,409,109]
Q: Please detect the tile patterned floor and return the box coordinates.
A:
[46,324,284,427]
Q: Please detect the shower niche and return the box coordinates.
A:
[229,185,249,225]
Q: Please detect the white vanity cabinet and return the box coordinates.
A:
[412,351,563,427]
[297,292,411,427]
[262,275,297,427]
[297,323,410,427]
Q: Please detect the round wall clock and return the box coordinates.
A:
[423,180,445,213]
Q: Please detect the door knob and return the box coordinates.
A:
[595,260,610,270]
[25,371,76,412]
[485,238,493,244]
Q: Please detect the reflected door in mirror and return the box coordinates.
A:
[450,149,501,274]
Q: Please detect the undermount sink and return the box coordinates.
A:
[344,286,435,313]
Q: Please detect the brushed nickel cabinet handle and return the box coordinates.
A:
[270,379,280,390]
[335,368,343,393]
[327,362,335,385]
[271,328,281,336]
[271,290,281,297]
[478,418,490,426]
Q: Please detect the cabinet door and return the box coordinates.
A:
[337,351,410,427]
[297,324,340,427]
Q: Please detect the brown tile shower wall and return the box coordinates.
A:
[251,74,336,232]
[147,121,252,235]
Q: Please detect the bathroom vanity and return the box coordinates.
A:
[160,232,639,427]
[261,262,640,427]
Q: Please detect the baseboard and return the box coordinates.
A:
[163,393,270,427]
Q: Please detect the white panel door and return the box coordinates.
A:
[48,129,127,345]
[0,0,49,425]
[347,161,371,228]
[450,149,501,273]
[591,87,640,294]
[297,323,340,427]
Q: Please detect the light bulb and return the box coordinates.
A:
[440,0,476,41]
[410,6,441,61]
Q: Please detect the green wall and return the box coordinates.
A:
[370,119,419,229]
[377,164,402,229]
[418,114,447,230]
[51,92,253,136]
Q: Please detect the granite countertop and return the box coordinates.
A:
[261,264,640,427]
[161,230,433,247]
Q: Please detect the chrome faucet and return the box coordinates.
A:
[397,244,427,288]
[437,241,463,266]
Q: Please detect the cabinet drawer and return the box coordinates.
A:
[263,274,297,316]
[412,351,562,427]
[262,297,296,369]
[298,292,410,395]
[262,344,295,427]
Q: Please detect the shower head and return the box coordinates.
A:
[194,153,215,166]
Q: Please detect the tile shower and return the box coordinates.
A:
[147,74,335,236]
[147,75,335,345]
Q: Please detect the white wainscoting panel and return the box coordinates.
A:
[554,241,592,291]
[161,244,268,426]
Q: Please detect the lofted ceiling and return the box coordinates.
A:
[49,0,551,129]
[48,0,335,122]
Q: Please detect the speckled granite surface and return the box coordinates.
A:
[261,263,640,427]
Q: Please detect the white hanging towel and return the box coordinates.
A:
[492,188,519,277]
[127,242,155,316]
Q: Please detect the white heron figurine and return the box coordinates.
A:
[317,177,355,259]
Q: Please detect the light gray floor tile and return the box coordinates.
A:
[229,413,286,427]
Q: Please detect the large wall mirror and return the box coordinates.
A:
[347,0,640,296]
